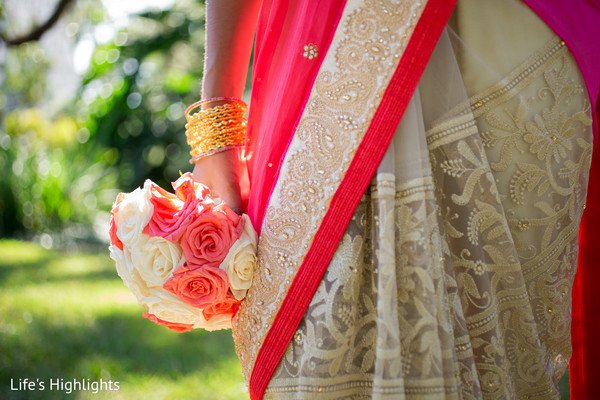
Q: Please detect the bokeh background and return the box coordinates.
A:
[0,0,249,398]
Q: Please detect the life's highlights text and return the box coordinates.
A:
[11,377,120,394]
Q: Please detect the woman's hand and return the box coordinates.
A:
[192,148,243,214]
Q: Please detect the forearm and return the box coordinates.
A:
[192,0,260,213]
[202,0,262,99]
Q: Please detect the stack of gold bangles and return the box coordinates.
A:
[185,97,247,163]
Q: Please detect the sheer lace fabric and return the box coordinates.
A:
[264,2,593,399]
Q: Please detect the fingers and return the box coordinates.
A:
[192,149,244,214]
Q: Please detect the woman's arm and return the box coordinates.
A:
[192,0,261,214]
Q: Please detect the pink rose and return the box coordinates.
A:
[180,203,245,269]
[146,174,214,241]
[172,172,211,202]
[143,312,194,333]
[202,294,241,322]
[109,192,126,250]
[163,263,229,308]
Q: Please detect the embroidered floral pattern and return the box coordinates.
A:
[263,36,592,399]
[232,0,426,383]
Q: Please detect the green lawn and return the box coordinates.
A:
[0,240,571,399]
[0,240,248,400]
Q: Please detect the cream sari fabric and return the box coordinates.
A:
[264,1,593,398]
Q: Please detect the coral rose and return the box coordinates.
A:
[146,174,214,241]
[202,294,241,322]
[163,264,229,308]
[172,172,211,202]
[143,313,194,333]
[180,203,244,269]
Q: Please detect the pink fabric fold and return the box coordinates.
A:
[245,0,347,232]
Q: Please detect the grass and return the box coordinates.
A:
[0,240,572,399]
[0,240,248,400]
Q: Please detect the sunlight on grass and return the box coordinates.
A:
[0,240,572,399]
[0,240,248,399]
[0,241,49,265]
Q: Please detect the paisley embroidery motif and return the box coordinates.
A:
[232,0,427,382]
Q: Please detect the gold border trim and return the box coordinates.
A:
[233,0,428,383]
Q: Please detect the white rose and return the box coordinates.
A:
[115,185,153,247]
[130,235,185,288]
[143,288,233,331]
[143,288,208,327]
[219,214,258,300]
[199,313,234,331]
[110,244,150,302]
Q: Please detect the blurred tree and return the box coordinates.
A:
[0,0,213,246]
[0,0,75,45]
[79,0,207,189]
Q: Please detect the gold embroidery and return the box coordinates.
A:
[266,176,465,398]
[232,0,427,382]
[303,44,319,60]
[470,40,592,399]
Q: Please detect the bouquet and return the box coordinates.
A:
[108,172,257,332]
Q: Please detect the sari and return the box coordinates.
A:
[232,0,600,398]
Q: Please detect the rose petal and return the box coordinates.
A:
[219,214,257,300]
[109,192,126,250]
[172,172,211,202]
[202,294,241,321]
[146,177,215,241]
[114,186,153,247]
[143,312,194,333]
[180,207,245,269]
[163,264,229,308]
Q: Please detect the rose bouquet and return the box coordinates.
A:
[108,172,257,332]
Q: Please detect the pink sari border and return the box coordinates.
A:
[245,0,348,233]
[259,1,348,233]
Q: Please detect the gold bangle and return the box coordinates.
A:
[186,129,246,158]
[189,145,244,163]
[185,97,245,117]
[184,98,248,161]
[185,99,247,121]
[186,127,247,149]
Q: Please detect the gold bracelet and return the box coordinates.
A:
[186,126,247,148]
[185,97,245,117]
[185,98,247,120]
[186,103,247,125]
[184,98,248,161]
